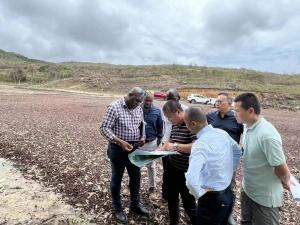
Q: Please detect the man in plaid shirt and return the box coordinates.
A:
[100,87,149,224]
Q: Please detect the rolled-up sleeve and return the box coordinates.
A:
[100,105,117,142]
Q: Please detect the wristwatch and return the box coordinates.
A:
[173,143,179,151]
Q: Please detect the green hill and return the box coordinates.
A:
[0,49,299,110]
[0,49,46,65]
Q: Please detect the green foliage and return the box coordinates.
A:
[1,48,300,99]
[8,68,26,83]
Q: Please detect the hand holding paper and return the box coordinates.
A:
[128,149,179,167]
[160,142,174,151]
[290,175,300,202]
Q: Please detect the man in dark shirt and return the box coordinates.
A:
[161,89,188,200]
[140,93,163,192]
[161,100,197,225]
[206,92,243,225]
[100,87,149,224]
[207,93,243,144]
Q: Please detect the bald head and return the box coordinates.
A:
[184,107,208,134]
[185,107,207,124]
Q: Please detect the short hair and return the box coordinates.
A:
[218,92,232,104]
[163,100,183,114]
[185,107,207,124]
[234,93,261,115]
[166,89,181,101]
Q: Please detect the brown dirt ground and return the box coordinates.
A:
[0,86,299,224]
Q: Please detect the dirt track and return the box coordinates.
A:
[0,158,94,225]
[0,85,299,224]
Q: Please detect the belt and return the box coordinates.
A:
[145,139,155,143]
[207,186,231,195]
[127,141,140,144]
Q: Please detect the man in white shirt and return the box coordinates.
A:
[184,107,241,225]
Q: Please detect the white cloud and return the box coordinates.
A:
[0,0,299,73]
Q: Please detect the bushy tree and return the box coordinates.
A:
[9,68,26,84]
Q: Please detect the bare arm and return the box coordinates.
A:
[274,164,291,190]
[176,143,193,153]
[161,141,194,153]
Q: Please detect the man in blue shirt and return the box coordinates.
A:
[140,93,163,192]
[184,107,241,225]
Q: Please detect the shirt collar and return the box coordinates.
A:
[217,110,233,118]
[196,125,213,139]
[246,116,264,130]
[143,105,153,112]
[121,97,129,109]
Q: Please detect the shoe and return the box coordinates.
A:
[130,205,150,217]
[148,187,155,193]
[114,210,128,224]
[162,193,168,201]
[228,214,236,225]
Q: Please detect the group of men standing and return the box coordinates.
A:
[100,87,291,225]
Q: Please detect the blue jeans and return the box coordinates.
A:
[107,143,141,211]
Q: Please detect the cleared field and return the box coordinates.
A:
[0,87,299,224]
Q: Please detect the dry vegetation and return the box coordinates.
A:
[1,49,300,111]
[0,87,299,224]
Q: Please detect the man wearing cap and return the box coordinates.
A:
[100,87,150,224]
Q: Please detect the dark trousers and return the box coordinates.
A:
[162,155,169,200]
[107,143,141,211]
[166,160,197,225]
[197,186,234,225]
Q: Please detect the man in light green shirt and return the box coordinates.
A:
[234,93,291,225]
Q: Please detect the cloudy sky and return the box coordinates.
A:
[1,0,300,74]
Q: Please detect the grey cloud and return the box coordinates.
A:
[0,0,300,73]
[200,0,299,47]
[0,0,133,59]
